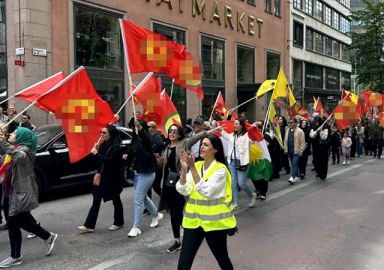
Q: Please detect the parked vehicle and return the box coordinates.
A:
[33,124,133,197]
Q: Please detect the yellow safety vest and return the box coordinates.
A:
[182,161,237,232]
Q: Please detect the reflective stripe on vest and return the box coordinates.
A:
[184,211,234,221]
[187,197,232,208]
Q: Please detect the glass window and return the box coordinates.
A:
[305,0,313,15]
[247,0,255,4]
[341,44,350,61]
[201,36,225,80]
[92,79,124,121]
[341,72,351,90]
[315,1,323,21]
[293,22,304,47]
[306,28,313,51]
[294,0,302,10]
[314,32,323,53]
[325,68,339,90]
[341,17,350,34]
[0,23,4,63]
[292,60,303,98]
[153,24,186,122]
[265,0,272,12]
[325,6,332,26]
[333,12,340,30]
[325,36,332,56]
[0,1,4,22]
[274,0,281,16]
[333,40,340,58]
[74,6,122,70]
[266,52,280,80]
[305,63,323,88]
[237,46,255,83]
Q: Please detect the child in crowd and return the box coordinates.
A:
[341,131,352,165]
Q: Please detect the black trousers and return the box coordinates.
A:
[178,227,234,270]
[84,188,124,229]
[163,185,185,239]
[251,179,268,196]
[315,146,329,180]
[147,167,162,199]
[350,139,357,158]
[1,196,9,223]
[331,146,340,163]
[0,183,3,223]
[371,139,383,157]
[298,148,310,176]
[8,211,50,258]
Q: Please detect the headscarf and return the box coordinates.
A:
[15,126,37,151]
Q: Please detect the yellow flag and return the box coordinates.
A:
[268,103,283,148]
[313,97,317,110]
[344,90,359,105]
[272,67,296,106]
[256,80,277,99]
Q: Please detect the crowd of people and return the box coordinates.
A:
[0,105,383,269]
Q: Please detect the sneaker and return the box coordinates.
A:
[343,161,346,165]
[300,174,305,180]
[351,158,354,160]
[127,227,141,238]
[294,177,300,183]
[109,225,124,231]
[0,256,22,268]
[150,212,163,228]
[232,205,241,211]
[347,160,350,164]
[45,233,58,256]
[260,195,266,201]
[249,193,256,208]
[27,222,42,239]
[167,241,181,254]
[288,176,294,185]
[77,226,94,233]
[142,209,149,216]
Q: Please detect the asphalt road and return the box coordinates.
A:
[1,156,384,270]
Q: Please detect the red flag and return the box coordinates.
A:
[334,100,361,130]
[315,98,329,117]
[362,90,384,108]
[290,103,309,119]
[119,19,204,99]
[37,67,116,163]
[15,72,66,112]
[157,91,182,137]
[133,74,162,112]
[213,92,238,120]
[215,121,262,141]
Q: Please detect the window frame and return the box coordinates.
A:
[293,21,304,48]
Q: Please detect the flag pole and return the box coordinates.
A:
[320,93,352,129]
[262,98,273,133]
[228,95,257,115]
[3,101,37,128]
[209,91,221,121]
[170,79,175,100]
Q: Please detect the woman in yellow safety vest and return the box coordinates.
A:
[176,134,236,270]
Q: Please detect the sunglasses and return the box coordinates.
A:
[100,131,108,135]
[168,129,178,134]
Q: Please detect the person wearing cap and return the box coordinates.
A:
[190,116,205,162]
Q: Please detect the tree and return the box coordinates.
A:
[350,0,384,93]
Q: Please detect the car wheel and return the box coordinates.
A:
[121,163,134,187]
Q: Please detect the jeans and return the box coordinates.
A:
[287,153,299,178]
[228,159,253,206]
[133,171,158,228]
[356,139,364,156]
[178,227,234,270]
[8,211,51,258]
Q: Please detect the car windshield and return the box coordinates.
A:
[34,125,63,149]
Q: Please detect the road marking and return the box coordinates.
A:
[264,159,375,202]
[87,254,133,270]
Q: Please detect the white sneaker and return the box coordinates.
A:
[294,177,300,183]
[288,176,294,184]
[249,193,256,208]
[343,161,346,165]
[347,160,350,164]
[150,212,163,228]
[127,227,141,238]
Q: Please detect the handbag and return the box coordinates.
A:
[93,146,112,186]
[165,171,179,187]
[233,136,247,171]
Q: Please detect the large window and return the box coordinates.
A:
[315,1,323,21]
[333,12,340,30]
[325,36,332,56]
[305,0,313,16]
[292,60,303,98]
[153,23,187,122]
[294,0,302,10]
[341,17,350,34]
[266,52,280,80]
[265,0,272,12]
[306,28,313,51]
[293,22,304,47]
[202,37,225,80]
[325,6,332,26]
[274,0,281,16]
[342,72,351,90]
[237,46,255,83]
[75,6,122,69]
[305,63,323,88]
[333,40,340,58]
[314,32,323,53]
[0,0,4,63]
[325,68,339,90]
[341,44,350,61]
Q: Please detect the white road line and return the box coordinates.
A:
[87,254,133,270]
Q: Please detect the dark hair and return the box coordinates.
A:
[186,118,193,125]
[138,119,149,133]
[291,118,298,124]
[204,134,226,166]
[235,118,247,136]
[168,124,185,141]
[279,116,288,127]
[106,124,121,145]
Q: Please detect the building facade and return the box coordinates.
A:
[290,0,352,115]
[3,0,289,127]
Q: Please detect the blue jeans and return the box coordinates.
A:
[356,139,364,156]
[228,159,253,206]
[133,171,158,228]
[287,153,299,178]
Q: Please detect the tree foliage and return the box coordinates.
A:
[350,0,384,93]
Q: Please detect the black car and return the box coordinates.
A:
[33,124,133,197]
